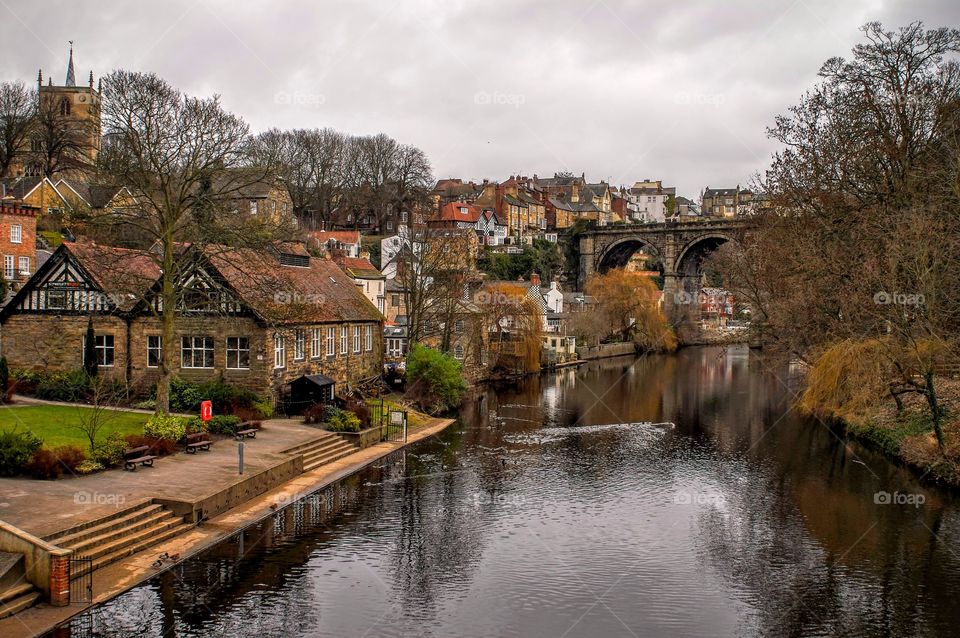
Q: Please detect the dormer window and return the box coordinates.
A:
[459,207,468,215]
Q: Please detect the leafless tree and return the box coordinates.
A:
[31,88,97,177]
[0,81,36,177]
[91,69,297,414]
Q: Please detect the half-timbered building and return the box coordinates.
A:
[0,241,384,401]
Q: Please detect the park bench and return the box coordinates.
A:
[234,421,261,440]
[185,432,213,453]
[123,445,157,471]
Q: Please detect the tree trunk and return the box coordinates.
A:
[924,370,945,451]
[155,229,176,415]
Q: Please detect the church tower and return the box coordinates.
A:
[35,43,102,171]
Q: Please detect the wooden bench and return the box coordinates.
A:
[123,445,157,471]
[234,421,261,440]
[185,432,212,453]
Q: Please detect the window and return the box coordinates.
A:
[226,337,250,369]
[326,327,335,357]
[147,336,162,368]
[10,224,21,244]
[46,288,66,309]
[391,294,400,307]
[181,336,214,368]
[18,256,29,276]
[454,320,464,334]
[340,326,347,354]
[293,329,305,360]
[3,256,12,280]
[353,325,361,353]
[365,325,373,351]
[274,333,285,368]
[386,220,393,231]
[454,345,464,360]
[401,211,408,222]
[249,200,258,214]
[84,334,114,367]
[311,328,321,358]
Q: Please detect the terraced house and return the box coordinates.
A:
[0,241,383,403]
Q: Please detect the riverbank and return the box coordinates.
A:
[816,377,960,488]
[0,415,456,638]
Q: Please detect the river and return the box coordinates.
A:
[60,345,960,637]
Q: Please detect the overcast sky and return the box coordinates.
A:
[2,0,957,197]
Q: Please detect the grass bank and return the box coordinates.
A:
[0,405,149,448]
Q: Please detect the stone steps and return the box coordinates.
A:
[287,434,358,473]
[0,554,38,620]
[47,501,191,577]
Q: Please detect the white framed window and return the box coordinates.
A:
[84,334,115,367]
[311,328,321,358]
[340,326,348,354]
[3,255,12,280]
[249,200,258,214]
[454,345,464,360]
[181,336,214,368]
[294,329,305,361]
[18,256,29,276]
[326,326,335,357]
[454,320,464,334]
[274,333,285,368]
[365,325,373,351]
[10,224,21,244]
[226,336,250,369]
[353,325,361,353]
[147,335,162,368]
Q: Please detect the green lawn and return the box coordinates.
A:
[0,405,149,449]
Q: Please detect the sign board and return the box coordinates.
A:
[200,400,213,422]
[390,410,404,425]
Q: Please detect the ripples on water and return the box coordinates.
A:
[62,346,960,637]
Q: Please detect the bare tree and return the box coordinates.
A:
[92,70,297,414]
[73,375,125,454]
[31,88,97,177]
[719,22,960,447]
[0,81,36,177]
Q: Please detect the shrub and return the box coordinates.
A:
[167,377,267,416]
[0,428,43,476]
[207,415,242,436]
[0,357,9,403]
[302,403,328,425]
[92,432,129,467]
[35,370,94,402]
[144,413,188,442]
[75,460,105,475]
[325,407,361,433]
[406,345,467,414]
[10,369,43,395]
[133,399,156,411]
[26,445,86,480]
[343,398,371,428]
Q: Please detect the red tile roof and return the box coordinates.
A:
[64,241,162,310]
[333,256,384,280]
[439,201,481,223]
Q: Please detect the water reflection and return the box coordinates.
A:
[59,346,960,637]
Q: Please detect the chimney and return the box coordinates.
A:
[530,272,541,288]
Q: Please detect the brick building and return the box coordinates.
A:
[0,203,38,291]
[0,241,383,402]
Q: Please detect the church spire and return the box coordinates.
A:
[65,41,76,87]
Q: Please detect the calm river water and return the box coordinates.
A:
[61,345,960,637]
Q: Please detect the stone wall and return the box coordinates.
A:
[0,314,129,382]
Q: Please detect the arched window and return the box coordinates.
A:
[59,97,71,116]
